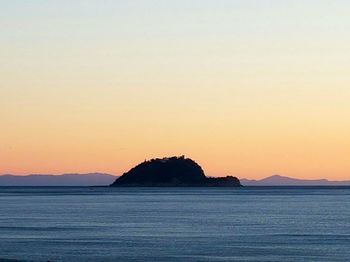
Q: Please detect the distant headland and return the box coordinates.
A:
[241,174,350,186]
[110,156,241,187]
[0,173,116,186]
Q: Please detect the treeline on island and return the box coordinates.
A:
[110,156,241,187]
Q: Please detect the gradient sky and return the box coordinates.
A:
[1,1,350,179]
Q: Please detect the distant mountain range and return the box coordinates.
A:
[0,173,117,186]
[241,175,350,186]
[1,173,349,186]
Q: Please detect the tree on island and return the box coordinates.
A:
[110,156,241,187]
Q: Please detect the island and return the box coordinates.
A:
[110,156,241,187]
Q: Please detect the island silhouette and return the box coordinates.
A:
[110,156,241,187]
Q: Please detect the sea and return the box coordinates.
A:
[0,186,349,262]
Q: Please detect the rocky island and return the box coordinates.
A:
[110,156,241,187]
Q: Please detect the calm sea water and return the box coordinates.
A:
[0,186,350,262]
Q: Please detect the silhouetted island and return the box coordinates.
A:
[110,156,241,187]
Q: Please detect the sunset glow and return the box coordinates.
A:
[1,1,350,179]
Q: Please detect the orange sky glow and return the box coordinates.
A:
[1,1,349,180]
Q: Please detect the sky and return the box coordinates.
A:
[1,0,350,180]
